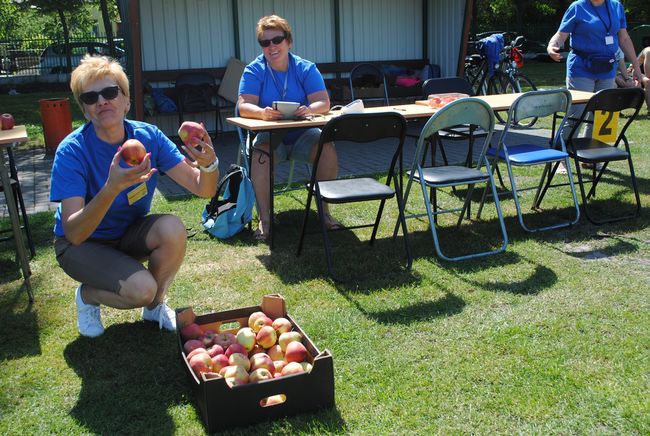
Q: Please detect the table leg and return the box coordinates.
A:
[0,145,33,302]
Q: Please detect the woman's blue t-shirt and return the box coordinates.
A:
[50,119,184,240]
[559,0,627,79]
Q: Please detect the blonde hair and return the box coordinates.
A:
[256,15,293,44]
[70,55,129,110]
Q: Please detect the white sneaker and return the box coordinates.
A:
[142,301,176,331]
[75,285,104,338]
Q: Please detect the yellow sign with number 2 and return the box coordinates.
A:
[592,110,619,143]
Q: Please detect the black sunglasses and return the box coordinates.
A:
[79,85,121,105]
[258,35,286,48]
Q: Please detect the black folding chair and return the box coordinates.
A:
[349,63,389,106]
[296,112,412,278]
[535,87,645,225]
[175,72,219,136]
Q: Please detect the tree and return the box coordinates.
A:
[25,0,86,72]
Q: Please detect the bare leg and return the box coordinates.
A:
[80,215,187,309]
[644,53,650,111]
[251,143,273,238]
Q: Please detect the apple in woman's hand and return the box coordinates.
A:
[121,139,146,166]
[1,113,15,130]
[178,121,208,149]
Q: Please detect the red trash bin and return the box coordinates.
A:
[39,98,72,154]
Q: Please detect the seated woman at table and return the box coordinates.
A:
[237,14,339,240]
[50,55,219,338]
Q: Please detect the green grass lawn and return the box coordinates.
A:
[1,61,649,434]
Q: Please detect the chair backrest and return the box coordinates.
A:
[568,87,645,143]
[313,112,406,181]
[175,72,217,112]
[217,57,245,104]
[422,77,475,98]
[349,63,389,105]
[415,98,495,168]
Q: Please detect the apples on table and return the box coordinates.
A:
[1,113,15,130]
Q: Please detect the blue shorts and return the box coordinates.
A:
[252,128,321,163]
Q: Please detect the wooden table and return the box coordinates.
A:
[226,89,594,248]
[0,126,32,301]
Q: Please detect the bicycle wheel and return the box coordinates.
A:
[510,73,538,127]
[463,64,483,96]
[487,72,517,124]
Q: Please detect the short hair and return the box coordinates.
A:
[256,15,293,45]
[70,55,129,110]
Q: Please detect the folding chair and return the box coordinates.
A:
[216,58,245,134]
[175,72,219,135]
[536,87,645,225]
[397,98,508,261]
[296,112,412,278]
[349,63,389,106]
[479,88,580,232]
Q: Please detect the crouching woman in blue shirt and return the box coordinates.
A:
[50,55,219,337]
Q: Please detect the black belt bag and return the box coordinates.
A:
[572,48,616,74]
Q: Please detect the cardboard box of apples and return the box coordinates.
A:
[175,294,335,433]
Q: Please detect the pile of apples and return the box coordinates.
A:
[181,311,312,388]
[427,93,469,109]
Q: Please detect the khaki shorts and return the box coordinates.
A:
[54,214,165,294]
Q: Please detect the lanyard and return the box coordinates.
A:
[269,65,289,100]
[590,0,612,34]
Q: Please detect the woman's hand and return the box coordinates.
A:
[294,105,312,119]
[105,148,157,194]
[260,106,283,121]
[181,134,217,168]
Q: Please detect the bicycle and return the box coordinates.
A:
[463,33,538,127]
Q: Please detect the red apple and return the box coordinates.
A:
[250,353,274,373]
[186,347,207,360]
[272,317,292,335]
[121,138,147,166]
[236,327,256,352]
[251,315,272,333]
[201,330,217,347]
[273,360,287,374]
[281,361,305,376]
[183,339,204,354]
[210,354,229,373]
[278,331,302,352]
[1,113,15,130]
[256,325,277,349]
[247,311,267,330]
[249,344,265,357]
[180,323,203,341]
[177,121,208,148]
[284,341,308,363]
[225,343,247,358]
[205,344,224,358]
[300,362,313,373]
[228,352,251,371]
[222,365,249,387]
[189,352,213,377]
[213,331,237,350]
[249,368,273,383]
[267,344,284,361]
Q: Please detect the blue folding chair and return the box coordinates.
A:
[397,98,508,261]
[479,88,580,232]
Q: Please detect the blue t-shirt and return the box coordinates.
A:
[559,0,627,79]
[50,119,184,240]
[238,52,326,143]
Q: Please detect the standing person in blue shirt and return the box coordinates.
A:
[50,55,219,337]
[238,14,339,241]
[547,0,647,128]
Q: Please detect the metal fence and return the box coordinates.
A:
[0,35,121,77]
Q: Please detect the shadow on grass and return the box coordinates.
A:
[342,291,466,325]
[0,276,40,361]
[256,209,422,289]
[63,323,187,434]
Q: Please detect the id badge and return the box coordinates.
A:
[127,182,148,205]
[605,35,614,45]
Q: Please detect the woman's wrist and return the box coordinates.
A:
[199,156,219,173]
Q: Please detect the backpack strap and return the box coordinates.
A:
[206,164,243,217]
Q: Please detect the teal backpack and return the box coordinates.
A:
[202,164,255,239]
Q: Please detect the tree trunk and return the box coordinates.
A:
[58,8,72,73]
[99,0,116,57]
